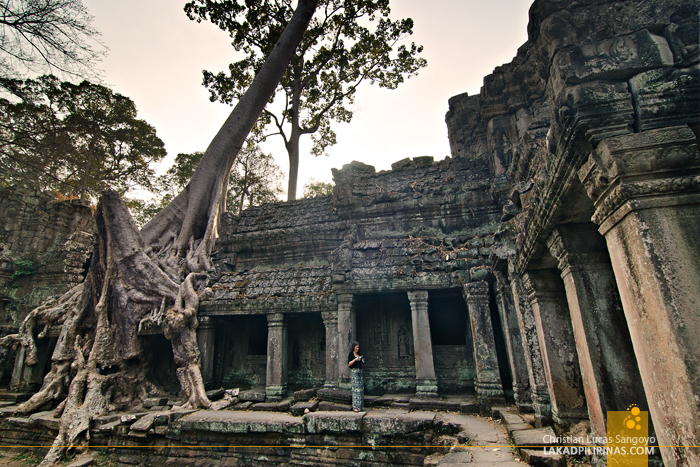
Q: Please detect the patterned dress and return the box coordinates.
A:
[348,351,364,411]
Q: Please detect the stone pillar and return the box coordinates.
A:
[336,294,355,390]
[321,311,339,388]
[265,312,288,401]
[547,224,648,438]
[463,282,505,415]
[510,275,552,427]
[522,271,588,430]
[578,126,700,465]
[494,271,532,413]
[407,290,438,398]
[197,316,216,389]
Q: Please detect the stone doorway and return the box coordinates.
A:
[214,315,268,390]
[355,292,416,395]
[428,289,475,394]
[287,312,325,391]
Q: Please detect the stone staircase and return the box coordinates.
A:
[492,407,564,467]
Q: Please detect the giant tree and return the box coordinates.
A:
[0,75,166,199]
[0,1,318,464]
[185,0,426,200]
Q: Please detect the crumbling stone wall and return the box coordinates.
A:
[446,0,699,465]
[202,153,511,401]
[0,186,95,384]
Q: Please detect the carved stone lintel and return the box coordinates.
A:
[578,126,700,229]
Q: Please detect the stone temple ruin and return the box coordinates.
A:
[1,0,699,466]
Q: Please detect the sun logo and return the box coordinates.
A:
[624,404,642,430]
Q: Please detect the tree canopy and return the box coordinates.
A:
[0,74,166,199]
[128,145,284,226]
[185,0,426,200]
[302,178,333,198]
[0,0,105,79]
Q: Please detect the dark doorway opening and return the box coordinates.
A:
[355,292,416,395]
[214,315,268,390]
[288,312,325,390]
[428,289,475,393]
[143,334,179,395]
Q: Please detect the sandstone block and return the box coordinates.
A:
[512,427,557,447]
[303,411,364,434]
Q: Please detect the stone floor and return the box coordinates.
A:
[426,412,523,466]
[0,391,573,466]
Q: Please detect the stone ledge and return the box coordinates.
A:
[362,409,435,435]
[511,426,557,448]
[178,410,303,434]
[302,411,365,434]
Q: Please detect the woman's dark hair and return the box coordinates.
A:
[350,341,359,352]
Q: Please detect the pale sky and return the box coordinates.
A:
[82,0,532,197]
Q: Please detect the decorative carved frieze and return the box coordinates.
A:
[578,125,700,226]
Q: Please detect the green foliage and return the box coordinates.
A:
[129,144,283,226]
[227,145,284,215]
[0,75,167,200]
[11,260,37,280]
[185,0,426,198]
[302,178,333,198]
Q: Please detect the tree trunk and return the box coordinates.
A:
[285,83,303,201]
[286,131,301,200]
[0,1,319,465]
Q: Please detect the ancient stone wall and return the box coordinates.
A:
[446,0,699,464]
[0,187,95,384]
[201,153,510,401]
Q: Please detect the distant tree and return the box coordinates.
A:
[129,145,283,226]
[228,145,284,215]
[0,0,105,79]
[302,178,333,198]
[185,0,426,200]
[0,75,166,199]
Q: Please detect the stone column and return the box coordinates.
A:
[547,225,648,438]
[522,271,588,430]
[578,126,700,465]
[265,312,288,401]
[197,316,216,389]
[336,294,355,390]
[463,282,505,415]
[510,275,552,427]
[494,271,532,413]
[407,290,438,398]
[321,311,339,388]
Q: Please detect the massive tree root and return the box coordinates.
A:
[0,2,318,465]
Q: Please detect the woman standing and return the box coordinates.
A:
[347,342,364,412]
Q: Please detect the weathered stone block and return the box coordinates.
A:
[317,401,351,412]
[520,449,565,467]
[290,400,318,416]
[511,427,557,447]
[302,411,364,434]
